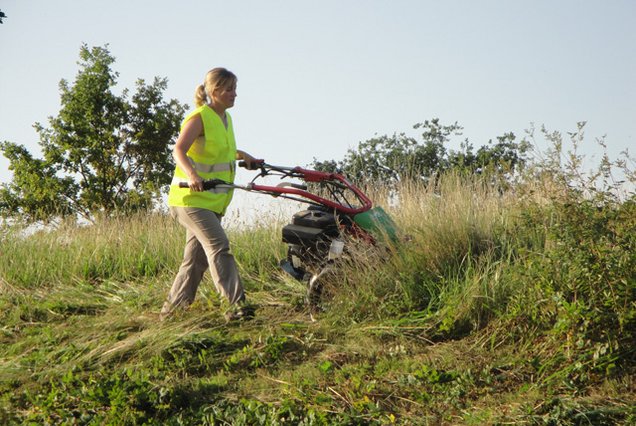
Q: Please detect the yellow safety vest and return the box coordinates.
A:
[167,105,237,214]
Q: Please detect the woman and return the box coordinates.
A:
[161,67,259,321]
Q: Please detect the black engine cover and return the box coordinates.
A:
[282,224,326,246]
[292,209,337,228]
[282,209,339,247]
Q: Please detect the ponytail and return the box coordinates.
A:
[194,84,207,107]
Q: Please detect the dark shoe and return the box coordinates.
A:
[224,302,256,322]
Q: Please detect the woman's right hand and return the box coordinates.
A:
[188,173,204,192]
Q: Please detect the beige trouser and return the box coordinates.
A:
[161,206,244,316]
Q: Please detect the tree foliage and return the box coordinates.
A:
[313,118,530,185]
[0,44,186,223]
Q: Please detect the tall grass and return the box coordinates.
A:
[323,173,521,333]
[1,213,184,288]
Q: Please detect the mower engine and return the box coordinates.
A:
[280,208,350,307]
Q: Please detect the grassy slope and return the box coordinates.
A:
[0,174,634,425]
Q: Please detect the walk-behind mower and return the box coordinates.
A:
[180,161,398,313]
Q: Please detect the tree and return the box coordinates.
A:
[0,10,6,24]
[312,119,457,183]
[313,118,529,185]
[0,44,186,223]
[447,132,529,176]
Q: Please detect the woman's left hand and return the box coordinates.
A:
[237,150,263,170]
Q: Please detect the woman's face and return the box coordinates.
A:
[212,82,237,110]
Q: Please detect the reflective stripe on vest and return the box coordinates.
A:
[188,158,234,174]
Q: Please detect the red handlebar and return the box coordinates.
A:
[246,165,372,215]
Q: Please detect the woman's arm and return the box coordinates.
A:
[173,115,205,191]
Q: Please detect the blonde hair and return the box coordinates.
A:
[194,67,238,107]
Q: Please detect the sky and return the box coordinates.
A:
[1,0,635,218]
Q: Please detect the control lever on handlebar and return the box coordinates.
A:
[178,179,230,190]
[238,159,265,170]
